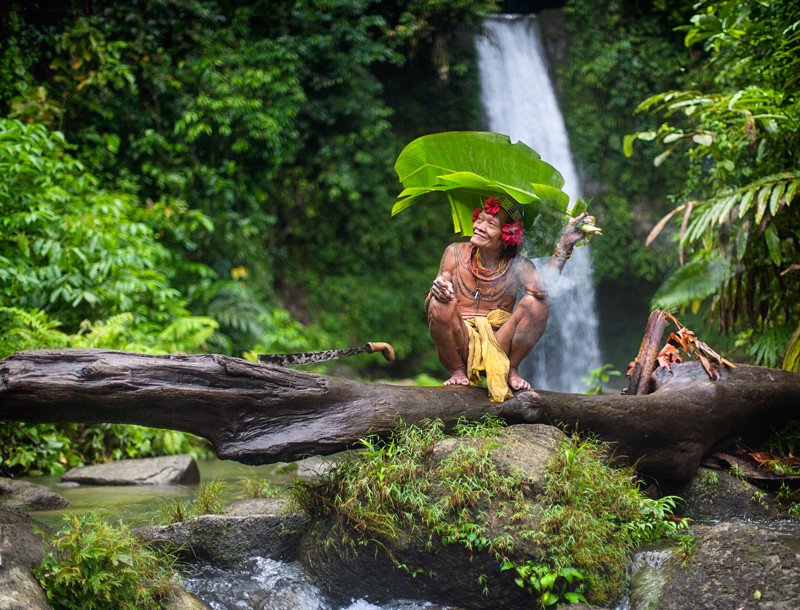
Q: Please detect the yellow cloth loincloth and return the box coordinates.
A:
[464,309,513,403]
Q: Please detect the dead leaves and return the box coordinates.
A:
[656,313,736,380]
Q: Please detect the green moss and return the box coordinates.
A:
[291,419,689,606]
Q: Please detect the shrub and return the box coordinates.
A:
[34,512,177,609]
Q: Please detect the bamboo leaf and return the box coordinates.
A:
[784,179,798,206]
[738,189,756,219]
[769,182,785,216]
[645,204,686,246]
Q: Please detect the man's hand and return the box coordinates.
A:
[559,212,601,251]
[431,272,455,303]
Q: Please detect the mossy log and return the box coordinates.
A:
[1,349,798,482]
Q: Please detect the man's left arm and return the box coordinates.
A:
[545,212,592,274]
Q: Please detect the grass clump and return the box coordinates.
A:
[239,474,282,499]
[291,418,688,607]
[34,511,177,609]
[158,480,225,524]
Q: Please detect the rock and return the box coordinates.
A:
[295,456,336,479]
[161,587,212,610]
[0,510,52,610]
[0,477,70,511]
[490,424,565,493]
[0,565,50,610]
[55,481,80,489]
[62,454,200,486]
[0,510,51,568]
[656,522,800,609]
[677,467,777,521]
[298,424,564,609]
[134,498,309,567]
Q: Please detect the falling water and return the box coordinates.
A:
[476,14,601,392]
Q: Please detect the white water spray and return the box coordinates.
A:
[477,14,600,392]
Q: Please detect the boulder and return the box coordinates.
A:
[0,510,52,610]
[0,510,51,568]
[677,467,777,521]
[656,522,800,609]
[0,566,50,610]
[0,477,70,511]
[161,587,212,610]
[298,424,565,609]
[61,454,200,486]
[134,498,309,567]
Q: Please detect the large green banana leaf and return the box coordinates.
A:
[393,131,585,254]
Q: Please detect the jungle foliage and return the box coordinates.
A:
[560,0,696,284]
[0,0,493,474]
[627,0,800,369]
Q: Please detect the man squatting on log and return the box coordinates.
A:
[426,196,590,402]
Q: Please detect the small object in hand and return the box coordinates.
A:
[578,215,602,235]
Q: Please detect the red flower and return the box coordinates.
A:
[483,196,500,216]
[501,221,524,246]
[472,207,481,222]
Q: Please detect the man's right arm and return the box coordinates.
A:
[426,243,459,307]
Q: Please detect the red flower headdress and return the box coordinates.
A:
[472,196,524,247]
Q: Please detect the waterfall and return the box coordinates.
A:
[476,14,601,392]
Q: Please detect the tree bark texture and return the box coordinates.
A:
[1,349,798,482]
[626,309,668,395]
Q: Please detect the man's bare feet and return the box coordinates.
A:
[508,367,532,391]
[443,368,470,386]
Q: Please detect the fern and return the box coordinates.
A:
[0,307,69,356]
[157,315,218,353]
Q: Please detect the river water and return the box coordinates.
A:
[26,457,452,609]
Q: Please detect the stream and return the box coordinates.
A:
[24,457,800,609]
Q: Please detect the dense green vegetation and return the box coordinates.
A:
[626,0,800,369]
[0,0,493,475]
[34,511,178,609]
[292,418,688,607]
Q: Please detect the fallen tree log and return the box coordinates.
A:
[1,349,798,482]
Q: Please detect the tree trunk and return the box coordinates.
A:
[1,349,798,483]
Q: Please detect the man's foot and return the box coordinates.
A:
[443,368,470,386]
[508,367,532,391]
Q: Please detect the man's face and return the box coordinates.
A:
[470,209,509,250]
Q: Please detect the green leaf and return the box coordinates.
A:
[755,185,771,224]
[540,572,557,589]
[651,253,733,309]
[692,133,713,146]
[541,591,559,606]
[393,131,575,256]
[653,147,674,167]
[769,182,785,216]
[764,224,781,266]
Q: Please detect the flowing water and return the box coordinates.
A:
[476,14,601,392]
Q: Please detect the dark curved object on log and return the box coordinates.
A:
[1,349,798,482]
